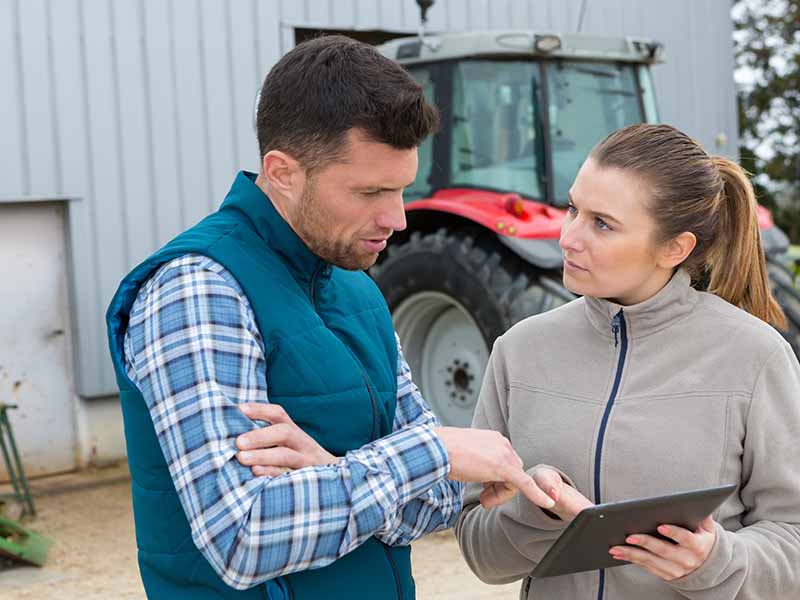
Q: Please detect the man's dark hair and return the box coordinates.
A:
[256,35,439,172]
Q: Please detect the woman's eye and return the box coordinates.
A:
[567,204,577,215]
[595,217,610,231]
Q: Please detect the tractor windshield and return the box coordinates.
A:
[545,60,651,202]
[406,58,657,205]
[450,60,547,200]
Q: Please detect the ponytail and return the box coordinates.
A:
[707,157,786,330]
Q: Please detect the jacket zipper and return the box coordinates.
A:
[594,309,627,600]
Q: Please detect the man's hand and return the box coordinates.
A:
[433,427,556,511]
[609,516,717,581]
[236,403,338,476]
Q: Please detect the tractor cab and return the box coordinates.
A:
[378,31,663,205]
[370,31,666,427]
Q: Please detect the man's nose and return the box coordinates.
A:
[377,193,407,232]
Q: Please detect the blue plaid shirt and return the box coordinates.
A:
[122,254,463,590]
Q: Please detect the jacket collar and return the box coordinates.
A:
[219,171,330,285]
[584,269,698,341]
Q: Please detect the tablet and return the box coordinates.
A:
[531,483,737,578]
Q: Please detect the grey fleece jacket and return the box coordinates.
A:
[455,269,800,599]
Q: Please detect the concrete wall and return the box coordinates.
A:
[0,0,738,405]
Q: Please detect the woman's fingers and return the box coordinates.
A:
[531,468,593,520]
[657,524,701,552]
[622,534,693,570]
[609,544,684,580]
[531,467,563,501]
[698,515,716,534]
[558,483,593,516]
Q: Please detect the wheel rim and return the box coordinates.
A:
[393,292,490,427]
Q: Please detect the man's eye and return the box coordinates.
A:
[567,204,577,215]
[362,190,381,197]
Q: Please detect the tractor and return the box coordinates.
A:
[370,14,800,427]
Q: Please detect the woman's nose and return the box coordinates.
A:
[559,218,583,253]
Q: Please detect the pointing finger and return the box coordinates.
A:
[504,466,555,509]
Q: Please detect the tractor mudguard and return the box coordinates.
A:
[497,235,563,270]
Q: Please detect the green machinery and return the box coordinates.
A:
[0,403,50,567]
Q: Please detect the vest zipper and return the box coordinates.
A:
[594,309,627,600]
[309,266,388,593]
[309,265,380,440]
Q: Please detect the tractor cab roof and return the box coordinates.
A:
[377,30,664,66]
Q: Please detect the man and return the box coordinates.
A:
[106,35,557,599]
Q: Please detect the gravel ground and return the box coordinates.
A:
[0,466,519,599]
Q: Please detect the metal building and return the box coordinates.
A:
[0,0,738,472]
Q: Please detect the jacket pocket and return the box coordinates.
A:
[601,393,731,501]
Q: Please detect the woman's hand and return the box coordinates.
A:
[479,466,593,519]
[609,516,717,581]
[531,466,593,521]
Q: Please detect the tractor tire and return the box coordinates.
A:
[369,228,574,426]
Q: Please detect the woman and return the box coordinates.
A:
[455,123,800,599]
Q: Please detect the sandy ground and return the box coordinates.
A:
[0,465,519,599]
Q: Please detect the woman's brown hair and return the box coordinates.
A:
[590,123,786,330]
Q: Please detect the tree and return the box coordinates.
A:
[733,0,800,239]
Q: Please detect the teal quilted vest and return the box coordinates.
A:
[106,171,413,599]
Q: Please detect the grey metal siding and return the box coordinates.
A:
[0,0,738,396]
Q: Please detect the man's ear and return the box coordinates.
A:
[658,231,697,270]
[262,150,302,195]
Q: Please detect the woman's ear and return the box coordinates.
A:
[658,231,697,269]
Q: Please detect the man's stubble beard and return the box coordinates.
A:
[293,180,377,271]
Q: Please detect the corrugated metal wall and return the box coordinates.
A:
[0,0,738,397]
